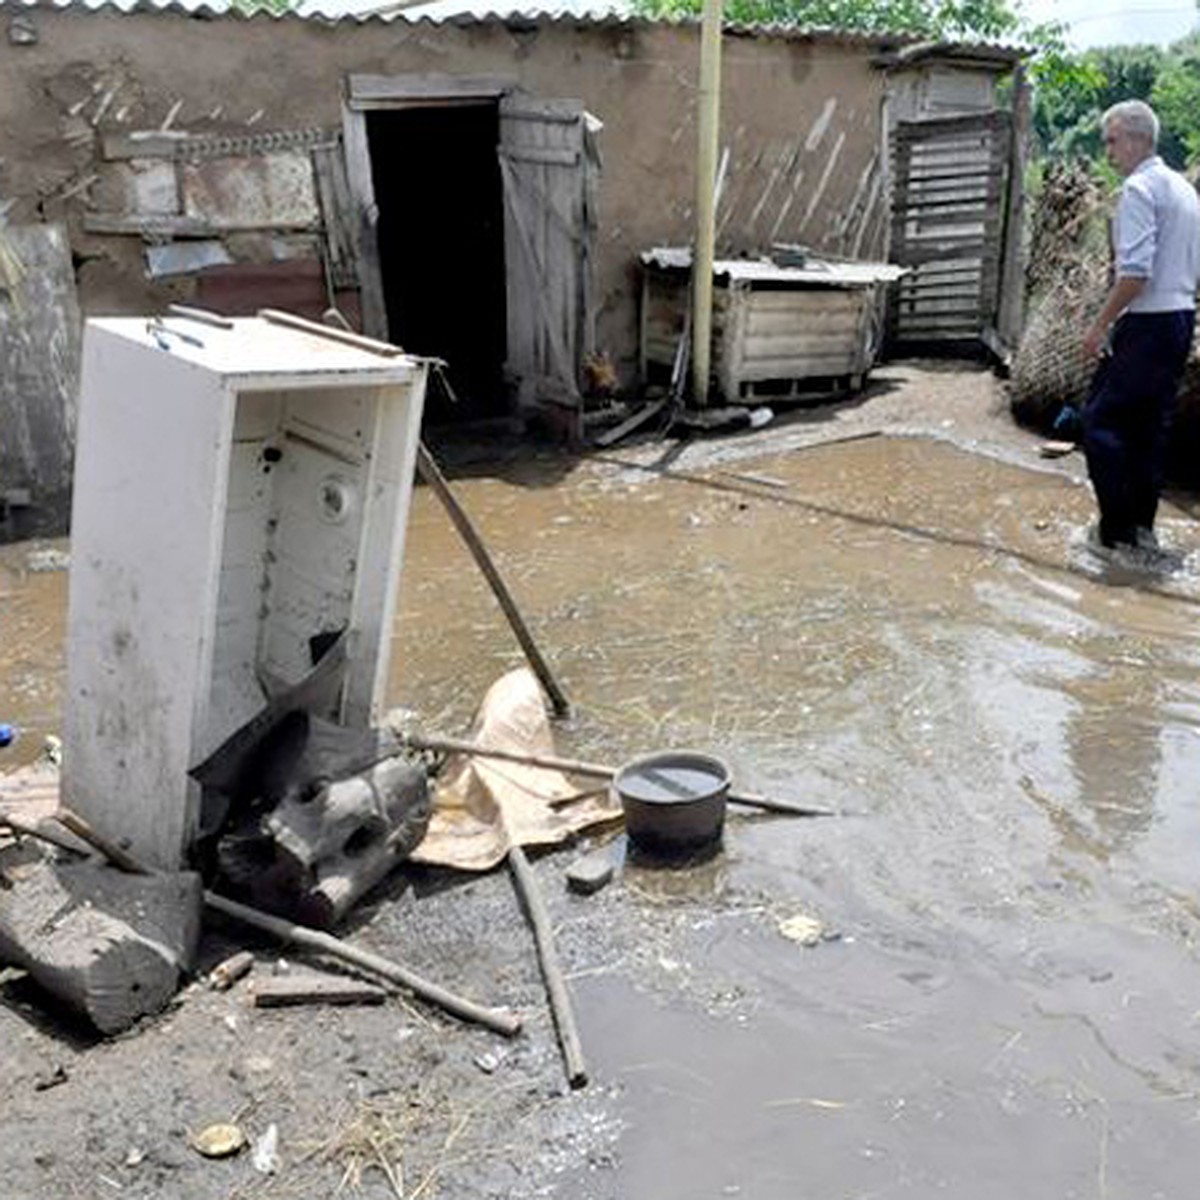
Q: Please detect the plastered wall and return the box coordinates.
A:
[0,10,893,387]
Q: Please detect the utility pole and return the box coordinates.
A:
[690,0,724,407]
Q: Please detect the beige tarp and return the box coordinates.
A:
[397,669,622,873]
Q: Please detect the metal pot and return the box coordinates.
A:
[614,751,731,856]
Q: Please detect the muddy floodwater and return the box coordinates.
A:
[5,389,1200,1198]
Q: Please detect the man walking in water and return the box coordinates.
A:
[1082,99,1200,552]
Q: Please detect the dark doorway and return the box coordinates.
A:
[366,104,507,424]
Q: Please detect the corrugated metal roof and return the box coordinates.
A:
[0,0,1024,54]
[0,0,243,14]
[294,0,633,20]
[642,247,908,286]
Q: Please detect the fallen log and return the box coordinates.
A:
[1,810,90,857]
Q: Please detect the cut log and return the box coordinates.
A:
[0,858,202,1034]
[219,750,430,929]
[208,950,254,991]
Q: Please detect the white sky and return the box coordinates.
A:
[1018,0,1197,48]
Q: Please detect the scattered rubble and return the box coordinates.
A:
[566,845,617,895]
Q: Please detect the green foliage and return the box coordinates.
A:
[1032,43,1177,163]
[1031,34,1200,169]
[1151,38,1200,164]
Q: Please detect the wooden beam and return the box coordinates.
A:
[252,971,387,1008]
[101,132,191,160]
[399,732,839,818]
[0,860,201,1034]
[347,73,513,109]
[205,891,522,1036]
[691,0,725,407]
[997,63,1032,349]
[83,213,317,237]
[893,111,1008,140]
[340,107,388,340]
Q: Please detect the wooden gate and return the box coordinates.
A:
[498,95,598,417]
[887,111,1015,347]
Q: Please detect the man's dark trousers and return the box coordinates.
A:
[1082,310,1194,548]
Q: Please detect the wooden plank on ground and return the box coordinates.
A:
[252,970,387,1008]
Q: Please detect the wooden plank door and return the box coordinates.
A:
[341,106,388,340]
[498,95,597,415]
[887,111,1013,346]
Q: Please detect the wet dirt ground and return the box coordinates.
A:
[5,361,1200,1198]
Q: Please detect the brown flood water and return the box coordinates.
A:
[6,433,1200,1198]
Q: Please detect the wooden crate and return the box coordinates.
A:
[641,250,903,403]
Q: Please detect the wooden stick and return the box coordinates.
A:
[592,397,667,448]
[402,733,839,818]
[508,845,587,1089]
[257,307,405,357]
[204,891,522,1038]
[167,303,235,330]
[54,807,522,1038]
[209,950,254,991]
[416,443,571,720]
[55,808,147,873]
[0,810,89,857]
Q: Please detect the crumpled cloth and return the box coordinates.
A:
[395,668,622,872]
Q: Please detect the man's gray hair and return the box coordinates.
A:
[1102,99,1160,146]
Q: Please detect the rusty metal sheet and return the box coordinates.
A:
[192,258,329,322]
[182,152,318,228]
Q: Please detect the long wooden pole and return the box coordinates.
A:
[690,0,725,406]
[401,733,839,818]
[415,444,572,720]
[508,846,588,1088]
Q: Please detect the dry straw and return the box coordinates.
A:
[1011,160,1200,485]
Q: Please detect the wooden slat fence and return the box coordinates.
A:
[888,111,1013,345]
